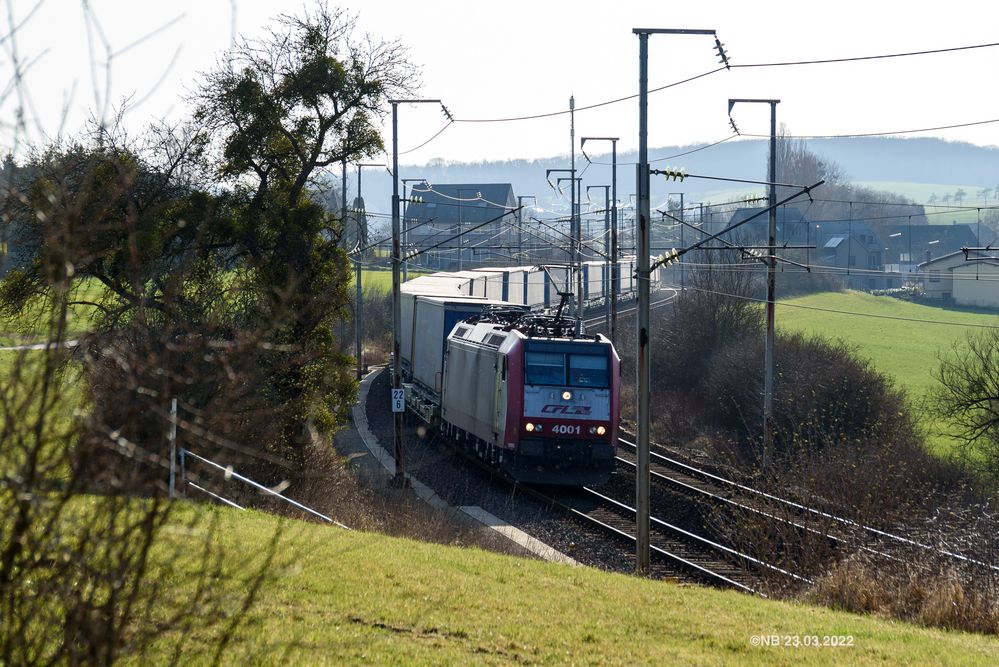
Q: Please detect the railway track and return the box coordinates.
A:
[617,437,999,574]
[431,423,798,592]
[580,287,678,329]
[524,483,807,594]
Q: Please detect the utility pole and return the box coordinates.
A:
[340,159,348,352]
[456,187,480,271]
[389,99,446,488]
[729,97,780,473]
[569,96,583,334]
[588,184,611,332]
[559,176,582,285]
[634,26,717,577]
[517,195,536,263]
[355,162,383,381]
[581,136,619,344]
[546,168,579,306]
[341,159,348,241]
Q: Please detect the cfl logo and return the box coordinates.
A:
[541,405,591,415]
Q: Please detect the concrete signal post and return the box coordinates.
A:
[728,98,780,473]
[581,136,620,345]
[633,27,718,576]
[389,98,449,488]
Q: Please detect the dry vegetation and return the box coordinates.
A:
[616,256,999,635]
[0,4,464,661]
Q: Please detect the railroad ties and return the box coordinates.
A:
[615,436,999,579]
[555,486,769,593]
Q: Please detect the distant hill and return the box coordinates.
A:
[801,137,999,187]
[350,137,999,225]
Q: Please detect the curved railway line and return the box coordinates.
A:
[437,426,805,594]
[530,485,770,593]
[385,278,996,596]
[580,286,679,330]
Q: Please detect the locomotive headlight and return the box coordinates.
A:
[525,422,535,432]
[562,390,572,401]
[597,426,607,436]
[589,426,596,434]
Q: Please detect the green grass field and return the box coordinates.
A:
[0,266,424,345]
[0,278,105,346]
[360,267,428,293]
[777,291,999,455]
[131,504,999,665]
[855,181,994,226]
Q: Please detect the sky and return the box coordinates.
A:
[4,0,999,167]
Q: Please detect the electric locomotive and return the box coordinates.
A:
[439,307,619,485]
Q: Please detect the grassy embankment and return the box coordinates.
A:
[4,281,998,663]
[130,503,999,665]
[777,290,998,456]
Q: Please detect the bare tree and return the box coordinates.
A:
[933,329,999,481]
[773,126,927,229]
[0,143,281,664]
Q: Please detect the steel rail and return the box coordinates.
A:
[582,486,810,586]
[618,437,999,572]
[613,450,906,568]
[522,483,759,594]
[433,432,768,592]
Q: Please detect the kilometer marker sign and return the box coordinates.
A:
[391,388,405,413]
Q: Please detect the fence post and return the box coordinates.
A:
[179,446,187,498]
[168,398,178,499]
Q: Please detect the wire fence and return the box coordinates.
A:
[166,400,349,530]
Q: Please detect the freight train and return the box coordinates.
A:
[400,259,642,310]
[400,265,624,485]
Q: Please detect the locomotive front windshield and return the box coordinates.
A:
[525,345,609,388]
[525,352,565,385]
[568,354,608,387]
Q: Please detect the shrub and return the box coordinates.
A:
[338,285,393,365]
[704,333,917,453]
[651,262,761,391]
